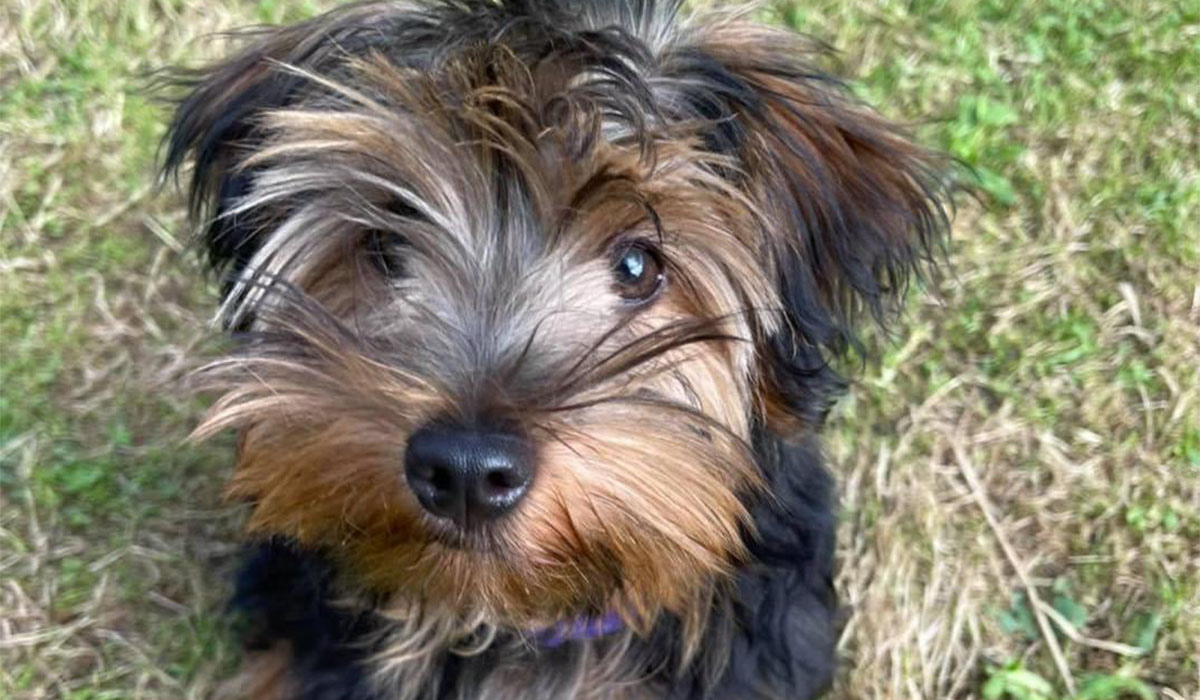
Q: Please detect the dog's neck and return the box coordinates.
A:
[532,611,624,647]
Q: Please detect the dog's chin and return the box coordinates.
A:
[360,534,653,631]
[375,566,624,633]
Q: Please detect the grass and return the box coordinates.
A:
[1,0,1197,698]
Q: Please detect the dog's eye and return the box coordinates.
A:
[611,242,664,303]
[366,230,407,278]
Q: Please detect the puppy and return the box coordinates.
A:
[163,1,950,697]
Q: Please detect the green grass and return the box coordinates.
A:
[2,0,1198,698]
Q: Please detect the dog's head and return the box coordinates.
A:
[166,0,948,632]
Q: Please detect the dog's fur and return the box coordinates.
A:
[162,1,950,697]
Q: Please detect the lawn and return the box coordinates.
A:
[1,1,1197,698]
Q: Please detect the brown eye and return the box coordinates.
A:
[611,242,664,303]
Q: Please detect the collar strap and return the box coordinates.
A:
[533,611,623,647]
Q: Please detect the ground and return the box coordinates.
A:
[1,1,1197,698]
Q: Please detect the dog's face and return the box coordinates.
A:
[167,0,947,632]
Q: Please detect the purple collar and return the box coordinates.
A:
[533,611,624,647]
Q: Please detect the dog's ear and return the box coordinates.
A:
[662,19,952,425]
[162,22,318,279]
[160,6,417,282]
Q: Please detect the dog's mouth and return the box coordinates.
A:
[425,523,504,552]
[416,511,535,558]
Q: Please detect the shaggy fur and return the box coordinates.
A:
[162,1,951,698]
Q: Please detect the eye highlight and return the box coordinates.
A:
[610,241,664,304]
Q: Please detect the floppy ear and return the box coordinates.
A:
[160,5,422,281]
[661,19,952,425]
[163,21,322,279]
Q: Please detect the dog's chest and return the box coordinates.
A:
[368,634,669,700]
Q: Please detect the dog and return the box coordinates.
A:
[162,1,950,697]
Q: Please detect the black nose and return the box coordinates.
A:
[404,424,534,527]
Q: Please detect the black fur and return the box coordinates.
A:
[232,541,380,699]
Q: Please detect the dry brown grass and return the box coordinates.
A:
[830,197,1200,698]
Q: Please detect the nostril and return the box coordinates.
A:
[429,466,454,493]
[485,469,518,491]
